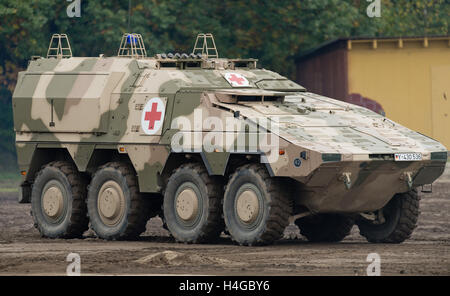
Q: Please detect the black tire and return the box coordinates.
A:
[87,162,149,240]
[223,164,292,246]
[31,161,88,238]
[295,214,354,242]
[357,190,420,243]
[163,163,223,243]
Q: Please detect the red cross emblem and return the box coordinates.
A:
[141,97,165,135]
[144,103,162,130]
[228,74,245,85]
[224,73,249,87]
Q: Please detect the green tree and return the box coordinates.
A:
[0,0,448,171]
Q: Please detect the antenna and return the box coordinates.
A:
[127,0,131,33]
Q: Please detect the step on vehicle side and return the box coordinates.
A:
[12,33,447,245]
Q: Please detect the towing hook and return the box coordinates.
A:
[402,172,413,190]
[340,172,352,190]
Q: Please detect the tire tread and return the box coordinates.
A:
[163,163,223,243]
[89,162,150,240]
[225,163,292,246]
[358,189,420,243]
[32,161,88,238]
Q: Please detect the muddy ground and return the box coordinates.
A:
[1,170,449,276]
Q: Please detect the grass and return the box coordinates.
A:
[0,171,21,192]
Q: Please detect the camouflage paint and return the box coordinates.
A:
[12,52,447,213]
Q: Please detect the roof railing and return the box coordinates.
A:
[117,33,147,58]
[192,33,219,59]
[46,34,73,59]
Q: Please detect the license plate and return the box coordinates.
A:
[394,153,422,161]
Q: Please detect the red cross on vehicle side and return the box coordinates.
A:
[144,103,162,130]
[141,97,166,135]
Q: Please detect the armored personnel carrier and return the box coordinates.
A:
[12,33,447,245]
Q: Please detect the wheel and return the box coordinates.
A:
[31,161,88,238]
[163,163,223,243]
[295,214,353,242]
[87,162,149,240]
[223,164,291,246]
[357,190,420,243]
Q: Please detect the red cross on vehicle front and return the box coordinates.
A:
[224,72,250,87]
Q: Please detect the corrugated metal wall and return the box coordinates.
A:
[296,41,348,101]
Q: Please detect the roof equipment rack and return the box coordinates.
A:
[46,34,73,59]
[192,33,219,59]
[117,33,147,58]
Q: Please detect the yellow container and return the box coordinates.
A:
[296,36,450,148]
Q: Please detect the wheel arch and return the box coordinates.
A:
[19,146,89,203]
[160,152,267,190]
[22,147,72,183]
